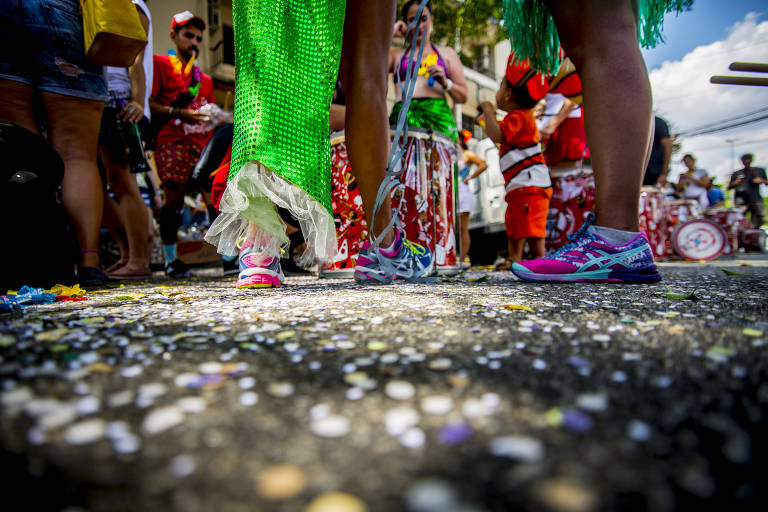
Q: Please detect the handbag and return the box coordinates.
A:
[80,0,148,67]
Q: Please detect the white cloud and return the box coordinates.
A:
[649,12,768,187]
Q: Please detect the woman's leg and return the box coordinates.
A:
[40,92,104,268]
[101,190,129,270]
[102,147,150,273]
[460,211,471,261]
[544,0,651,231]
[339,0,397,248]
[0,80,38,134]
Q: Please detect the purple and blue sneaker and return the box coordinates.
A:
[354,229,433,284]
[511,213,662,283]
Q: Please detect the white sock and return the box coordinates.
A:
[589,225,640,245]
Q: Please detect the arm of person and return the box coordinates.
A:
[435,46,468,104]
[752,168,767,184]
[656,136,673,186]
[119,7,149,123]
[329,104,346,132]
[478,102,502,144]
[389,47,401,75]
[466,150,488,179]
[539,98,575,140]
[686,173,711,188]
[728,172,743,189]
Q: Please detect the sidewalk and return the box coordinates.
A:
[1,256,767,511]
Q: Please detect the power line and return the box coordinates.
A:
[681,113,768,138]
[677,105,768,135]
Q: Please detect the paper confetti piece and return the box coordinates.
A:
[502,304,533,312]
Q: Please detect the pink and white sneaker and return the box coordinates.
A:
[235,241,285,289]
[511,214,662,283]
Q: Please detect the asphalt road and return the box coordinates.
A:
[1,256,767,511]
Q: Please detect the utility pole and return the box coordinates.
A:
[725,138,736,170]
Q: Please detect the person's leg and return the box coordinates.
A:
[160,181,185,264]
[528,237,546,258]
[101,189,129,271]
[0,80,38,134]
[102,148,150,275]
[339,0,396,249]
[509,238,525,262]
[544,0,651,231]
[460,211,471,261]
[40,92,104,269]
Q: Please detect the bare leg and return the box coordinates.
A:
[544,0,651,231]
[102,192,129,270]
[101,147,150,274]
[0,80,39,134]
[339,0,396,248]
[509,238,526,262]
[40,92,104,268]
[459,211,471,261]
[528,237,546,259]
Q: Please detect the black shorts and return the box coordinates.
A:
[98,106,148,164]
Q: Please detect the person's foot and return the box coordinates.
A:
[164,258,191,279]
[236,241,284,289]
[76,266,110,285]
[510,214,662,283]
[108,264,153,280]
[353,230,433,284]
[105,260,127,273]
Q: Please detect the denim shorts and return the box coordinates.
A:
[0,0,107,101]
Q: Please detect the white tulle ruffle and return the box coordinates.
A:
[205,161,337,266]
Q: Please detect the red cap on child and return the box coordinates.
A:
[505,54,549,102]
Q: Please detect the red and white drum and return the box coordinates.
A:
[704,207,749,256]
[545,165,595,252]
[672,219,728,261]
[638,186,668,260]
[320,128,459,277]
[664,200,700,257]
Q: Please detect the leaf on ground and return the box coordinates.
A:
[502,304,533,312]
[743,328,764,337]
[467,275,489,283]
[665,289,701,301]
[721,268,746,276]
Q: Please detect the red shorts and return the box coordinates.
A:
[504,187,553,240]
[543,116,588,166]
[154,139,203,185]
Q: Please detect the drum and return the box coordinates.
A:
[704,207,749,256]
[638,186,668,260]
[740,228,768,253]
[545,165,595,251]
[671,219,728,261]
[319,128,459,277]
[664,200,700,257]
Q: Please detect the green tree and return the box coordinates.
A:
[429,0,506,70]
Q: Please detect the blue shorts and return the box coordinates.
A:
[0,0,107,101]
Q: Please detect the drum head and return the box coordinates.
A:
[672,219,727,260]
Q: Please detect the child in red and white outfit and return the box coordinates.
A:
[478,56,551,266]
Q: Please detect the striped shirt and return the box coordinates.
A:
[498,110,551,192]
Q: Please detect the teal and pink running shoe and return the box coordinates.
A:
[354,229,434,284]
[235,241,285,289]
[511,214,662,283]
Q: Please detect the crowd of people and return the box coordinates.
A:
[3,0,761,290]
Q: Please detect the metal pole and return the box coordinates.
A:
[729,62,768,73]
[710,76,768,87]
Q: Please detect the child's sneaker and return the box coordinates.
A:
[510,214,661,283]
[353,230,433,283]
[236,241,284,289]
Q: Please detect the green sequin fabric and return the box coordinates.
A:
[230,0,344,211]
[502,0,694,74]
[206,0,345,262]
[389,98,458,143]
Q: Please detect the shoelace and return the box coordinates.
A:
[402,239,427,256]
[550,212,597,258]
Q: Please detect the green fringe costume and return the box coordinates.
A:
[206,0,345,262]
[502,0,694,74]
[390,98,458,143]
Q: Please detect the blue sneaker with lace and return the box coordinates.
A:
[354,230,434,283]
[511,213,662,283]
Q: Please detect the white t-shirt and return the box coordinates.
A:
[540,93,581,126]
[105,0,153,119]
[681,168,709,207]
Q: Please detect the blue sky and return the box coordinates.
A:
[642,0,767,70]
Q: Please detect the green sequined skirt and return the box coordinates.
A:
[206,0,345,262]
[502,0,694,74]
